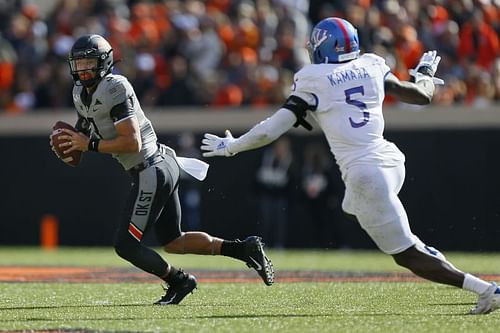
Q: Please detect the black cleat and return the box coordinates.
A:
[154,271,197,305]
[243,236,274,286]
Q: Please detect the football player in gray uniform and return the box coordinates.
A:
[52,34,274,305]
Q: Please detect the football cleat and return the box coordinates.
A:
[469,282,500,314]
[243,236,274,286]
[154,271,197,305]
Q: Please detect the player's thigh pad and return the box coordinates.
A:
[342,163,416,254]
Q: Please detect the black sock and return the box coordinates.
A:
[221,240,246,262]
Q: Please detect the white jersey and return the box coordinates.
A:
[72,74,157,170]
[290,53,405,175]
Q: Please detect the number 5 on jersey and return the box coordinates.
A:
[345,86,369,128]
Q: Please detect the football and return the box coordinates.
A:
[50,121,82,167]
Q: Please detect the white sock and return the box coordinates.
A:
[463,273,492,295]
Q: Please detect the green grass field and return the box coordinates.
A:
[1,247,500,333]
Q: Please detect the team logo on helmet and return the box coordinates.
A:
[310,28,329,50]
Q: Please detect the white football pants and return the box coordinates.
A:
[342,162,419,254]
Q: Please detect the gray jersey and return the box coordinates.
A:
[72,74,157,170]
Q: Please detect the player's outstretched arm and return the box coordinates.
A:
[384,73,435,105]
[201,108,296,157]
[385,50,444,105]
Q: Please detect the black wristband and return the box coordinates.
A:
[88,138,100,152]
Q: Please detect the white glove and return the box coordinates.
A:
[201,130,237,157]
[409,50,444,85]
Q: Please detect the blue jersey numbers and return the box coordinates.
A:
[345,86,369,128]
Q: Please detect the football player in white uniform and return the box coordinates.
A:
[51,34,274,305]
[201,17,499,314]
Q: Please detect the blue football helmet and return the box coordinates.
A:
[308,17,360,64]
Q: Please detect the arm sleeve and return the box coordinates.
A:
[110,96,135,123]
[228,108,297,154]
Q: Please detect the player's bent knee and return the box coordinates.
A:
[393,251,410,268]
[413,239,447,261]
[392,246,420,269]
[393,244,447,271]
[114,245,128,260]
[114,234,140,261]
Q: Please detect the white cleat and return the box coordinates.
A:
[469,282,500,315]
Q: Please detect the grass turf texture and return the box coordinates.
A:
[1,247,500,332]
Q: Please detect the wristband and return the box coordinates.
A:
[88,138,100,152]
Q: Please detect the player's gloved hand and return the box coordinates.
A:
[201,130,237,157]
[409,50,444,85]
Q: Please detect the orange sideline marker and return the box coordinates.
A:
[40,214,58,250]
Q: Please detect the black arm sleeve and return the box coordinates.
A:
[281,95,314,131]
[110,96,134,123]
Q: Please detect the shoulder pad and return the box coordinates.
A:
[72,85,82,100]
[100,74,133,106]
[294,64,318,81]
[360,53,387,66]
[292,64,320,94]
[359,53,390,76]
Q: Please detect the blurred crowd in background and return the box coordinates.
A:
[0,0,498,113]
